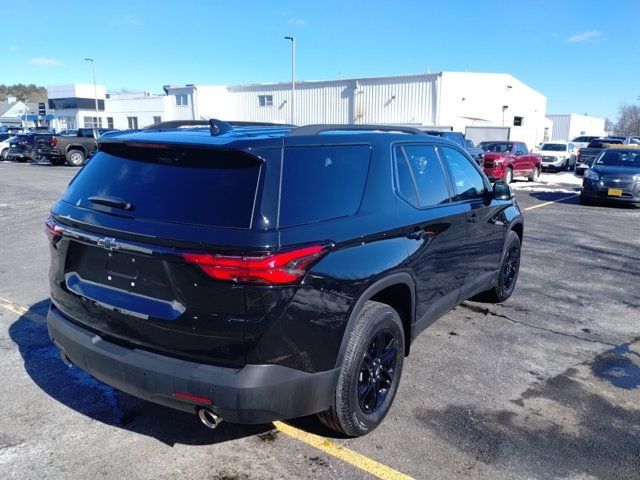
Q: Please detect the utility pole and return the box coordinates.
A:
[84,58,99,130]
[284,36,296,124]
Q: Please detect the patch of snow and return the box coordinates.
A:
[511,172,583,193]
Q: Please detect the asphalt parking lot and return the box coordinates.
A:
[1,162,638,480]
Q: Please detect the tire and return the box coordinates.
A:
[473,230,521,303]
[503,167,513,185]
[579,193,591,206]
[0,148,7,160]
[66,149,86,167]
[527,167,539,182]
[317,301,405,437]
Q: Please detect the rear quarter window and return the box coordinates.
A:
[279,145,371,227]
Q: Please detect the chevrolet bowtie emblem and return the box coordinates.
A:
[97,237,119,251]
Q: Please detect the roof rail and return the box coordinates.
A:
[287,124,426,136]
[143,119,293,135]
[227,121,296,127]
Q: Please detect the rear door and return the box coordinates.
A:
[513,142,528,175]
[49,142,279,367]
[393,143,467,333]
[438,146,506,298]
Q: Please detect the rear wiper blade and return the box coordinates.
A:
[88,195,134,211]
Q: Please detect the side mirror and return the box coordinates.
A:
[515,150,524,156]
[493,181,514,200]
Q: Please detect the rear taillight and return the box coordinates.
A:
[44,216,64,240]
[50,137,57,147]
[182,244,331,285]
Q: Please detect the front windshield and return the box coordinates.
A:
[540,143,567,151]
[483,142,512,153]
[594,150,640,168]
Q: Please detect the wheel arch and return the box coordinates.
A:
[65,144,87,154]
[509,220,524,244]
[335,272,416,369]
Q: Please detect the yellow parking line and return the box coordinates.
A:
[1,296,411,479]
[0,297,46,322]
[274,421,413,480]
[524,194,579,211]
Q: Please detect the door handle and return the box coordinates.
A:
[467,213,478,224]
[407,228,436,241]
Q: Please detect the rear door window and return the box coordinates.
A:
[440,147,487,201]
[279,145,371,227]
[394,144,450,207]
[63,145,262,228]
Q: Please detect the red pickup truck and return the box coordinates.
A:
[482,141,542,184]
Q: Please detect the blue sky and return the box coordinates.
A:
[1,0,638,120]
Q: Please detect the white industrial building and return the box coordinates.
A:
[545,113,605,141]
[165,72,551,148]
[46,84,171,131]
[44,72,556,148]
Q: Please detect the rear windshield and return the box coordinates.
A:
[484,142,513,153]
[63,145,262,228]
[279,145,371,227]
[588,139,623,148]
[594,150,640,168]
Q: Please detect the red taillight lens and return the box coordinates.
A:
[44,216,64,240]
[182,244,330,285]
[50,137,57,147]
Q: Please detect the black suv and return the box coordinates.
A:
[46,121,523,436]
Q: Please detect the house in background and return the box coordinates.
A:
[0,95,40,128]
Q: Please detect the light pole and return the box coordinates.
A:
[284,36,295,125]
[84,58,99,129]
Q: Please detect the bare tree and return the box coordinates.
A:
[604,118,614,134]
[614,104,640,135]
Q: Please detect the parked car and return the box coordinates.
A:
[532,141,577,171]
[5,133,48,162]
[45,121,523,437]
[0,133,14,160]
[606,135,640,145]
[38,128,114,166]
[482,141,542,184]
[464,139,485,165]
[580,147,640,205]
[571,135,600,150]
[423,130,483,165]
[575,138,624,176]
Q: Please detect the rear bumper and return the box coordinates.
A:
[47,304,340,424]
[581,181,640,204]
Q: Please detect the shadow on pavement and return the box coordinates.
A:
[415,352,640,479]
[9,299,272,446]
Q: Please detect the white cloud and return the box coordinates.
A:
[28,57,63,67]
[288,17,306,25]
[566,30,602,43]
[9,45,19,53]
[122,15,141,26]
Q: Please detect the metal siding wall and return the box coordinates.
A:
[547,115,570,141]
[227,75,438,126]
[356,77,436,125]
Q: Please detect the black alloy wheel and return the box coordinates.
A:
[358,329,398,414]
